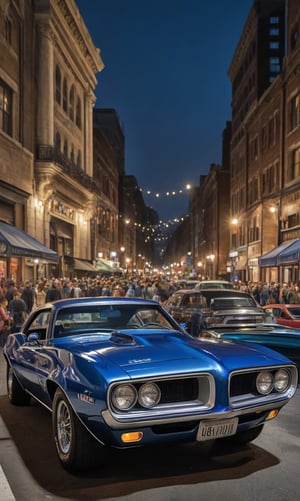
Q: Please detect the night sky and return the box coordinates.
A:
[75,0,253,220]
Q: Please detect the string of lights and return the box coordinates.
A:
[139,183,191,198]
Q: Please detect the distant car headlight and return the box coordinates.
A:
[111,384,137,410]
[138,382,161,408]
[274,369,289,392]
[256,371,274,394]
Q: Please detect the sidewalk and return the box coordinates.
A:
[0,412,63,501]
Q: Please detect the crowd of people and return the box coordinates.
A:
[1,274,300,346]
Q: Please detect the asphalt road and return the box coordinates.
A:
[0,348,300,501]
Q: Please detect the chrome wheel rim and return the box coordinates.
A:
[56,400,72,454]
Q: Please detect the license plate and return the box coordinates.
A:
[196,417,238,441]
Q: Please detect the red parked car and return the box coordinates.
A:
[263,304,300,328]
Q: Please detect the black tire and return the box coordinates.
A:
[52,388,105,472]
[224,424,264,446]
[7,365,31,405]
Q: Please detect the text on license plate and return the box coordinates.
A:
[196,417,238,441]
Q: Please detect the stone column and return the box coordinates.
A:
[36,21,54,148]
[85,91,95,177]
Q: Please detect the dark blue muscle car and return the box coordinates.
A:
[3,297,298,472]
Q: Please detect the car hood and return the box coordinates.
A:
[55,329,290,379]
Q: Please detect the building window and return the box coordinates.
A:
[55,66,61,104]
[0,79,12,135]
[69,85,75,121]
[55,132,61,153]
[249,216,260,243]
[270,28,279,36]
[290,94,300,131]
[76,97,81,128]
[76,150,81,167]
[270,17,279,24]
[63,78,68,112]
[63,139,68,157]
[269,41,279,49]
[249,136,258,162]
[288,213,297,228]
[290,148,300,180]
[269,57,280,73]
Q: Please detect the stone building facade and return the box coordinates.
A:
[227,0,300,284]
[0,0,105,282]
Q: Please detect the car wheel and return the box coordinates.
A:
[7,365,31,405]
[224,424,264,445]
[52,388,105,472]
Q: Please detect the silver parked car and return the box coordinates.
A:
[164,288,272,331]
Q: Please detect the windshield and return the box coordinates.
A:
[53,304,178,338]
[210,297,257,308]
[288,307,300,319]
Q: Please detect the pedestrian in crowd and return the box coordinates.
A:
[279,283,289,303]
[143,281,155,299]
[5,281,18,308]
[259,284,270,306]
[35,282,46,307]
[61,281,71,298]
[285,284,298,304]
[0,297,13,346]
[252,282,262,304]
[133,280,143,297]
[45,280,62,302]
[189,307,205,337]
[125,282,136,297]
[293,285,300,303]
[268,283,279,304]
[21,280,36,313]
[9,291,27,333]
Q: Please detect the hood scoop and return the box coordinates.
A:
[110,331,136,345]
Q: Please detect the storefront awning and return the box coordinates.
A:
[95,259,122,274]
[259,240,297,267]
[277,239,300,265]
[0,222,59,262]
[73,259,98,272]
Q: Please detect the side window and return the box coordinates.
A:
[25,309,51,339]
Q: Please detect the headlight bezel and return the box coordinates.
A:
[138,382,161,408]
[111,383,138,411]
[256,369,290,395]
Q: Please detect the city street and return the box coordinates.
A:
[0,348,300,501]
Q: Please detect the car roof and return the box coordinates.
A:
[173,288,251,297]
[46,297,161,309]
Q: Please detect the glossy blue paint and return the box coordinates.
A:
[2,298,298,471]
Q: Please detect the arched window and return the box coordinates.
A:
[55,132,61,152]
[63,139,68,157]
[63,78,68,112]
[70,145,75,163]
[69,85,75,121]
[76,150,81,167]
[55,65,61,104]
[76,97,81,128]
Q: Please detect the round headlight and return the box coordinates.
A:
[138,382,161,408]
[111,384,137,410]
[256,371,274,394]
[274,369,289,392]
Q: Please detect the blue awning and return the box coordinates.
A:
[0,222,59,262]
[278,239,300,265]
[259,240,297,267]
